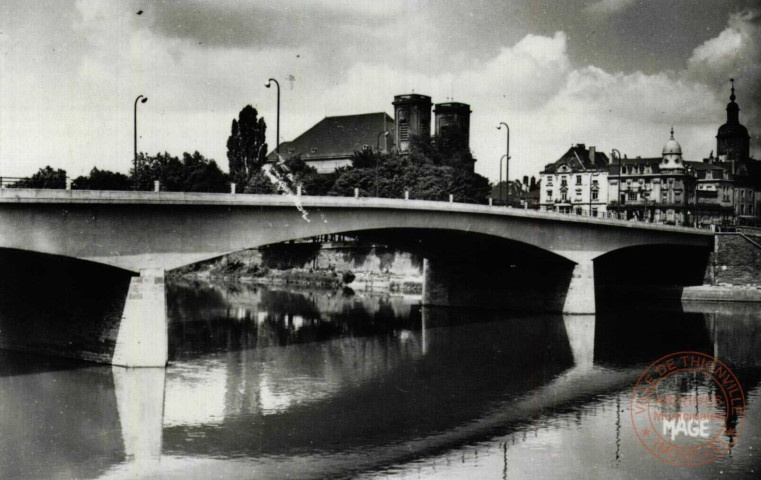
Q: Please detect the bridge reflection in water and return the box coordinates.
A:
[1,282,760,479]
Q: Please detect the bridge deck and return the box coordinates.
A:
[0,188,713,236]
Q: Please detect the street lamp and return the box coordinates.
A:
[497,122,510,206]
[134,95,148,189]
[498,154,507,205]
[375,131,389,197]
[265,78,280,154]
[612,148,621,219]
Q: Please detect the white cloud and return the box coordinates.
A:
[0,2,758,185]
[686,9,760,154]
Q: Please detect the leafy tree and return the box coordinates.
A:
[331,151,490,204]
[227,105,267,185]
[180,151,230,192]
[13,166,67,189]
[72,167,131,190]
[266,155,342,196]
[132,151,230,192]
[244,170,277,194]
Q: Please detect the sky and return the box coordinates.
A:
[1,0,760,182]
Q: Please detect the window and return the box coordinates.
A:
[592,208,598,217]
[546,190,552,199]
[628,192,637,201]
[741,190,746,199]
[592,191,599,200]
[576,175,582,185]
[399,121,409,141]
[561,178,568,187]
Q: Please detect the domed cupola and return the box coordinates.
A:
[661,127,685,171]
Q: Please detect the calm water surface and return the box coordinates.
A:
[1,279,761,479]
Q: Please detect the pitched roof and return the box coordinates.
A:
[542,144,609,173]
[686,161,727,171]
[607,157,660,174]
[266,113,395,163]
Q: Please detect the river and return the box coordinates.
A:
[1,279,760,479]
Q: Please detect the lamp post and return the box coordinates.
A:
[265,78,280,154]
[498,154,507,205]
[612,148,621,219]
[498,122,510,206]
[134,95,148,189]
[375,131,389,197]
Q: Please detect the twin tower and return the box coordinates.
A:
[392,94,471,153]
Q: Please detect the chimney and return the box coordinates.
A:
[589,146,596,165]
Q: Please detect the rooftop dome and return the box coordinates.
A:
[662,128,682,155]
[717,119,750,139]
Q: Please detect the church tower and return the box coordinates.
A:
[717,79,750,170]
[393,94,432,153]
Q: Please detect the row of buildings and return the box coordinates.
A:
[538,83,760,226]
[267,84,759,226]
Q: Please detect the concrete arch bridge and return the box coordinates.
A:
[0,189,713,366]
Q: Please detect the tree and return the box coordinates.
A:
[72,167,131,190]
[13,166,67,189]
[330,150,490,204]
[244,170,276,194]
[227,105,267,185]
[132,151,230,192]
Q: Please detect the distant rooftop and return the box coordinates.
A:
[267,112,395,163]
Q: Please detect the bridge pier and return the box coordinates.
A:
[562,259,596,315]
[112,269,168,368]
[422,256,578,312]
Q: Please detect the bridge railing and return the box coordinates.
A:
[2,179,721,233]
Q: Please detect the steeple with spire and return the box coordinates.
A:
[716,78,750,166]
[726,78,740,123]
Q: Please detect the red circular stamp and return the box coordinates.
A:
[630,351,745,466]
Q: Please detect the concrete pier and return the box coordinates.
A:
[112,269,168,368]
[562,260,596,314]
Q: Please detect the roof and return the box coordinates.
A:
[542,144,609,173]
[687,161,727,171]
[266,112,395,163]
[607,157,660,174]
[717,121,750,139]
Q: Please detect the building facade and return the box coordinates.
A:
[691,158,734,226]
[539,144,609,216]
[608,130,695,225]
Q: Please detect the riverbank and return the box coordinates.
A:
[682,285,761,303]
[169,243,424,294]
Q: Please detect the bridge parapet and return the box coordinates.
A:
[0,188,712,236]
